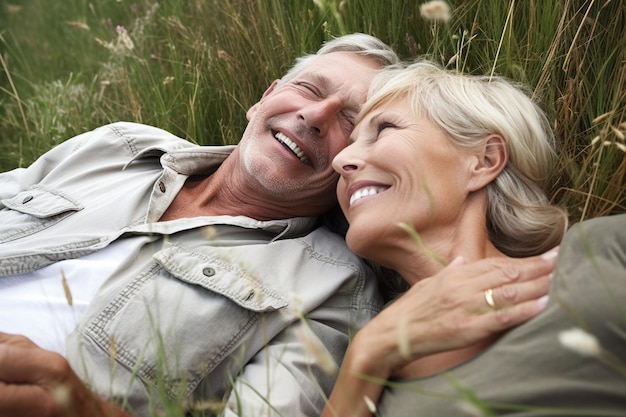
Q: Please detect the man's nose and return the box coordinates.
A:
[299,98,342,136]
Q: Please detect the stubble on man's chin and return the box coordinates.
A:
[239,142,302,198]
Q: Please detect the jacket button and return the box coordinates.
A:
[202,267,216,277]
[158,181,166,193]
[22,195,34,204]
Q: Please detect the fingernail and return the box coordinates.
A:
[537,295,549,309]
[449,255,465,266]
[541,247,559,262]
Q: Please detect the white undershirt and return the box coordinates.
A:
[0,238,142,355]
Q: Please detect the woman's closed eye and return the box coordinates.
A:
[377,121,396,135]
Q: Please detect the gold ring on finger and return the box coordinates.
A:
[484,288,496,309]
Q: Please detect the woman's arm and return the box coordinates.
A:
[322,252,557,417]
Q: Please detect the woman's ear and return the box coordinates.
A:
[246,80,280,121]
[467,135,508,192]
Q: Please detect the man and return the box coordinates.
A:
[0,34,399,417]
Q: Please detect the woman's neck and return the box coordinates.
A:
[396,228,504,286]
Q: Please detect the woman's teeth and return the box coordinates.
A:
[349,187,385,206]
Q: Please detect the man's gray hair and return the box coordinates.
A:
[278,33,399,85]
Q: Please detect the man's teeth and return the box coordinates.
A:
[350,187,385,206]
[275,132,310,164]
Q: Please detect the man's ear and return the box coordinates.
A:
[246,80,280,121]
[467,135,508,192]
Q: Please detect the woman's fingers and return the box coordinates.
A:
[442,248,557,312]
[466,247,558,290]
[490,295,549,327]
[486,273,551,309]
[470,249,557,313]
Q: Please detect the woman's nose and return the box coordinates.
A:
[332,147,361,174]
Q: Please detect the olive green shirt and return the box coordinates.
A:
[378,214,626,416]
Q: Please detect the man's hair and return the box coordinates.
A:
[278,33,399,86]
[362,60,568,257]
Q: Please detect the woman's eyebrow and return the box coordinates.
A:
[347,113,383,145]
[368,113,383,126]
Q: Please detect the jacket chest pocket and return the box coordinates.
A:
[83,245,288,401]
[0,188,83,243]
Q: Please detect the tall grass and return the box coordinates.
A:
[1,1,625,415]
[1,0,624,221]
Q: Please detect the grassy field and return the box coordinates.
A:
[1,0,625,221]
[0,1,625,415]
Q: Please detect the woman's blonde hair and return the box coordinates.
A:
[361,60,568,257]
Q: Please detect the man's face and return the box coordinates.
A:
[237,52,381,217]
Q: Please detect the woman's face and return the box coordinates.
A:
[332,97,477,262]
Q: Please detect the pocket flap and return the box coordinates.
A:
[2,188,83,218]
[153,245,289,312]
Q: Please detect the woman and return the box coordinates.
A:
[323,61,626,416]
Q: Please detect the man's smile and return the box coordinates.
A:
[274,131,312,165]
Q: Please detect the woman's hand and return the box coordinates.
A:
[322,249,557,417]
[0,332,132,417]
[357,249,557,376]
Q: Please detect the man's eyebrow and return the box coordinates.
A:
[300,72,362,112]
[300,73,331,92]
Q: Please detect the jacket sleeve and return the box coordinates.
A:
[0,122,188,203]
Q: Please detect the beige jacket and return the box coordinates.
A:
[0,122,382,417]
